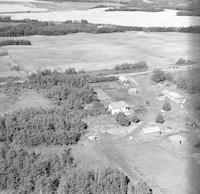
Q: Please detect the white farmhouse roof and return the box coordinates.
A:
[142,126,161,134]
[119,76,128,82]
[109,101,129,110]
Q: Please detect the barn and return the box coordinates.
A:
[108,101,130,115]
[162,89,186,104]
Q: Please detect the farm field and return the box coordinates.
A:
[1,32,200,75]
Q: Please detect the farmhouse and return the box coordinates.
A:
[108,101,130,115]
[162,89,186,104]
[142,126,161,137]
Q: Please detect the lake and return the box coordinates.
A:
[1,7,200,27]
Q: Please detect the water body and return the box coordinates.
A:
[0,8,200,27]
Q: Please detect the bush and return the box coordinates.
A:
[165,72,173,82]
[0,40,31,47]
[162,100,171,111]
[131,114,140,123]
[116,112,131,127]
[151,68,165,82]
[155,112,165,123]
[114,61,148,72]
[0,50,8,57]
[176,58,194,65]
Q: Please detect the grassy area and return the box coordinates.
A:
[0,32,197,74]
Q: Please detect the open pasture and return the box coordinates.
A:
[0,32,199,73]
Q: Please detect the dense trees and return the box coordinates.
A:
[151,69,165,83]
[175,69,200,94]
[0,40,31,46]
[61,168,130,194]
[0,145,131,194]
[0,107,88,147]
[151,68,173,83]
[155,112,165,124]
[116,112,131,127]
[1,18,200,37]
[162,100,171,111]
[114,61,148,72]
[0,70,103,147]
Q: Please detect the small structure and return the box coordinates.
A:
[168,135,186,145]
[128,88,138,95]
[119,76,138,87]
[142,126,161,137]
[108,101,130,115]
[162,89,186,104]
[119,76,131,86]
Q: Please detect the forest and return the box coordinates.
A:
[1,18,200,37]
[0,145,131,194]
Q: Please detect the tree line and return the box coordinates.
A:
[1,18,200,37]
[0,39,31,46]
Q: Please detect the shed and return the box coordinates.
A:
[108,101,130,115]
[119,76,131,86]
[161,89,186,104]
[168,135,186,145]
[142,126,161,137]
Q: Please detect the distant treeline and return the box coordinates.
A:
[89,61,149,77]
[0,39,31,46]
[106,7,164,12]
[114,61,148,71]
[177,11,200,16]
[1,18,200,37]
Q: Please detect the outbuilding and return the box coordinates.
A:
[142,126,161,137]
[161,89,186,104]
[108,101,130,115]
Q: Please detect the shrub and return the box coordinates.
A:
[116,112,131,127]
[0,50,8,57]
[151,68,165,82]
[165,72,173,82]
[155,112,165,123]
[131,114,140,123]
[162,100,171,111]
[114,61,148,72]
[0,40,31,47]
